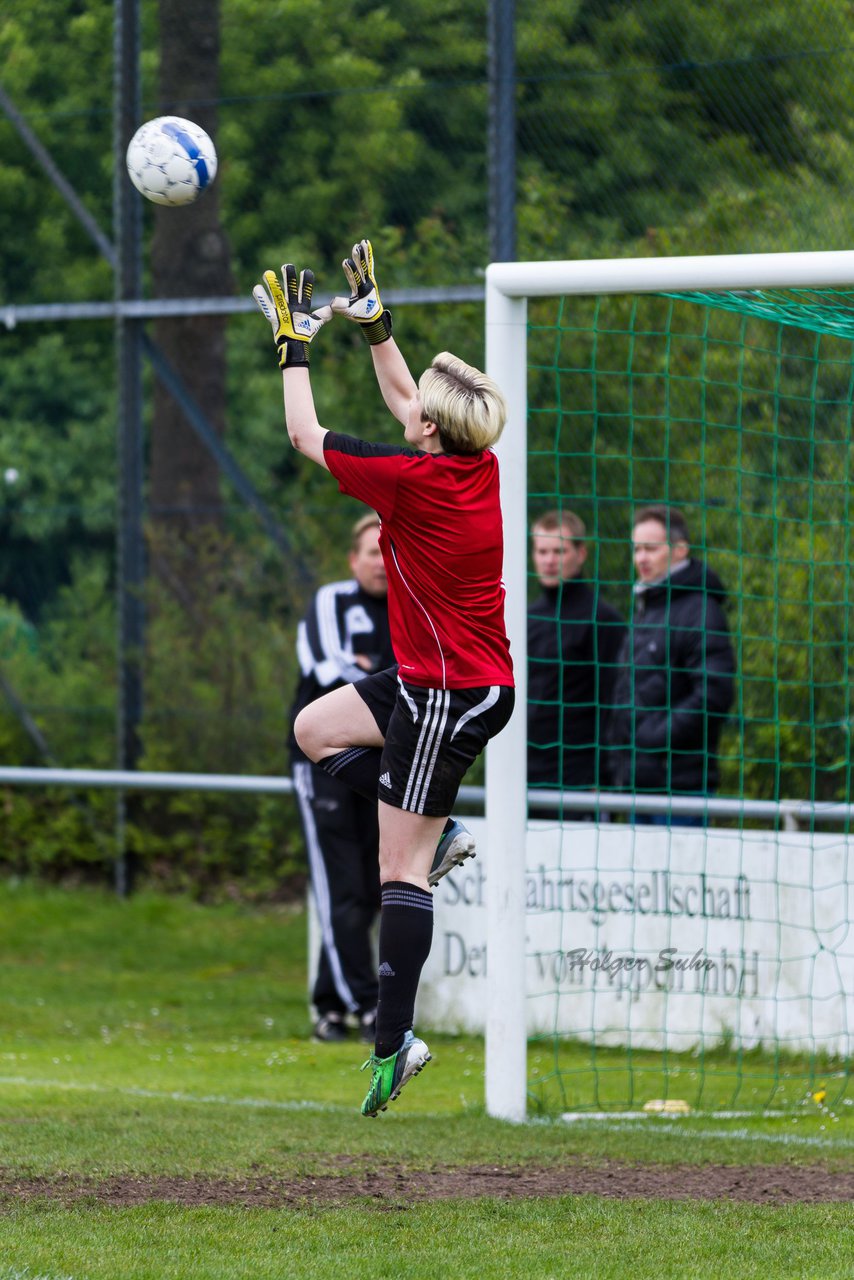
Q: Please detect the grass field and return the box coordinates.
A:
[0,880,851,1279]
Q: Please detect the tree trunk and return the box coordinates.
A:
[149,0,233,586]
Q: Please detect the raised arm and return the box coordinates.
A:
[280,367,328,468]
[253,264,332,468]
[368,337,417,426]
[331,239,416,426]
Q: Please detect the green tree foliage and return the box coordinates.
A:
[0,1,114,304]
[3,0,853,561]
[127,528,305,896]
[1,1,853,883]
[515,0,854,258]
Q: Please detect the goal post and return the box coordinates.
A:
[484,281,528,1122]
[484,250,854,1123]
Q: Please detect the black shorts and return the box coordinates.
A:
[354,667,515,817]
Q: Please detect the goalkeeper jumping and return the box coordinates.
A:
[254,241,515,1117]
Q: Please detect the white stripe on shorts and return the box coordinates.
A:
[402,687,450,814]
[396,676,419,723]
[450,685,501,740]
[415,690,450,812]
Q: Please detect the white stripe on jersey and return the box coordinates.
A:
[387,539,447,689]
[296,618,313,677]
[317,580,358,671]
[304,580,362,687]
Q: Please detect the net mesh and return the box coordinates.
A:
[525,286,853,1114]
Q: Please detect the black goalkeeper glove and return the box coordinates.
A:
[253,264,331,368]
[330,239,393,345]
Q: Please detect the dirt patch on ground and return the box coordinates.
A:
[0,1161,851,1208]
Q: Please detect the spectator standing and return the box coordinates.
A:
[528,510,625,817]
[608,505,736,825]
[290,514,394,1043]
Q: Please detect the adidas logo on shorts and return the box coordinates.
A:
[379,772,392,788]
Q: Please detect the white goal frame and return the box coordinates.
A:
[483,249,854,1122]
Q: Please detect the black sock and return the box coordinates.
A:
[318,746,382,802]
[374,881,434,1059]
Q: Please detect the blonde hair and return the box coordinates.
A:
[418,351,507,454]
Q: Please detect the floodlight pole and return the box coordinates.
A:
[113,0,144,896]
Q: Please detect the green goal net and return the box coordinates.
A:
[484,263,854,1119]
[527,285,854,812]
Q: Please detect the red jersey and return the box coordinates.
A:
[323,433,514,690]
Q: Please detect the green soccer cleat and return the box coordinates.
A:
[360,1030,431,1117]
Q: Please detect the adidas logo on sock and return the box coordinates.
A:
[379,772,392,788]
[378,961,396,977]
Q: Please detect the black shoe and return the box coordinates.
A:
[359,1010,377,1044]
[313,1012,349,1043]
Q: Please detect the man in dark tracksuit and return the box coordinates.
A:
[608,505,736,823]
[528,510,626,818]
[290,514,395,1042]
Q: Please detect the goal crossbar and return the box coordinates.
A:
[486,249,854,299]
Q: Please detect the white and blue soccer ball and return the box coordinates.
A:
[126,116,218,207]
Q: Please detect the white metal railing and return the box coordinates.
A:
[0,767,850,827]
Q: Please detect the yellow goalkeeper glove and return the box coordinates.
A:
[330,239,393,345]
[253,264,331,368]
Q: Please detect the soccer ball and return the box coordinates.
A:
[126,116,218,207]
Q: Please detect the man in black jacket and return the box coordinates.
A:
[528,510,626,817]
[608,505,736,823]
[290,513,394,1043]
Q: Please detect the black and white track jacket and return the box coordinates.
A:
[288,579,394,765]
